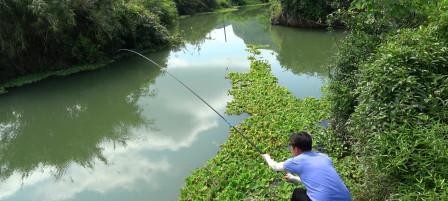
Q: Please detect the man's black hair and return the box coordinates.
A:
[290,131,312,151]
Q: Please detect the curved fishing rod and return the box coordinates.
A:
[119,49,263,154]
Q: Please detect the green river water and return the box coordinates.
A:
[0,6,342,201]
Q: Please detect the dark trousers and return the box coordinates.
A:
[291,188,311,201]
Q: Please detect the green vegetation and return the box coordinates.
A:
[328,0,448,200]
[182,1,448,200]
[0,0,265,93]
[270,0,350,27]
[0,0,176,85]
[180,49,345,200]
[2,0,447,199]
[174,0,267,15]
[174,0,218,15]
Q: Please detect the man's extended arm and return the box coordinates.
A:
[262,154,302,184]
[261,154,285,171]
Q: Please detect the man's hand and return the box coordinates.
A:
[284,173,301,184]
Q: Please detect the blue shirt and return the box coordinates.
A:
[284,151,352,201]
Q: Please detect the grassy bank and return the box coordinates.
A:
[180,49,359,200]
[0,46,167,95]
[0,60,114,95]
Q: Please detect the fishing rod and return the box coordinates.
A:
[119,49,263,154]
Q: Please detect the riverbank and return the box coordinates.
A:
[269,0,348,28]
[0,61,112,95]
[0,44,171,95]
[180,49,361,200]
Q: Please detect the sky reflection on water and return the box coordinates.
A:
[0,6,342,201]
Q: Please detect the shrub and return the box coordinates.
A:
[348,25,448,200]
[0,0,175,83]
[174,0,218,15]
[328,1,448,200]
[270,0,351,27]
[328,0,443,147]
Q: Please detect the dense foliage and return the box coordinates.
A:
[270,0,350,27]
[174,0,218,15]
[170,0,265,16]
[0,0,265,87]
[179,50,355,200]
[328,0,448,199]
[0,0,177,84]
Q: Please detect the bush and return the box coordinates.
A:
[327,31,381,146]
[270,0,351,27]
[174,0,218,15]
[349,26,448,200]
[142,0,178,25]
[328,1,448,200]
[174,0,260,15]
[0,0,175,83]
[328,0,444,147]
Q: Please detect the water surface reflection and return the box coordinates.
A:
[0,5,342,201]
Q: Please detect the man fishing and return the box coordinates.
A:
[122,49,351,201]
[262,131,352,201]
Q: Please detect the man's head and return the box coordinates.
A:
[289,131,312,156]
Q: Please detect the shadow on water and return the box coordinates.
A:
[228,6,344,77]
[0,51,168,180]
[222,5,344,98]
[173,13,219,46]
[269,27,342,76]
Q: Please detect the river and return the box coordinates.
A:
[0,6,342,201]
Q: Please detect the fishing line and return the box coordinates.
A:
[119,49,264,154]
